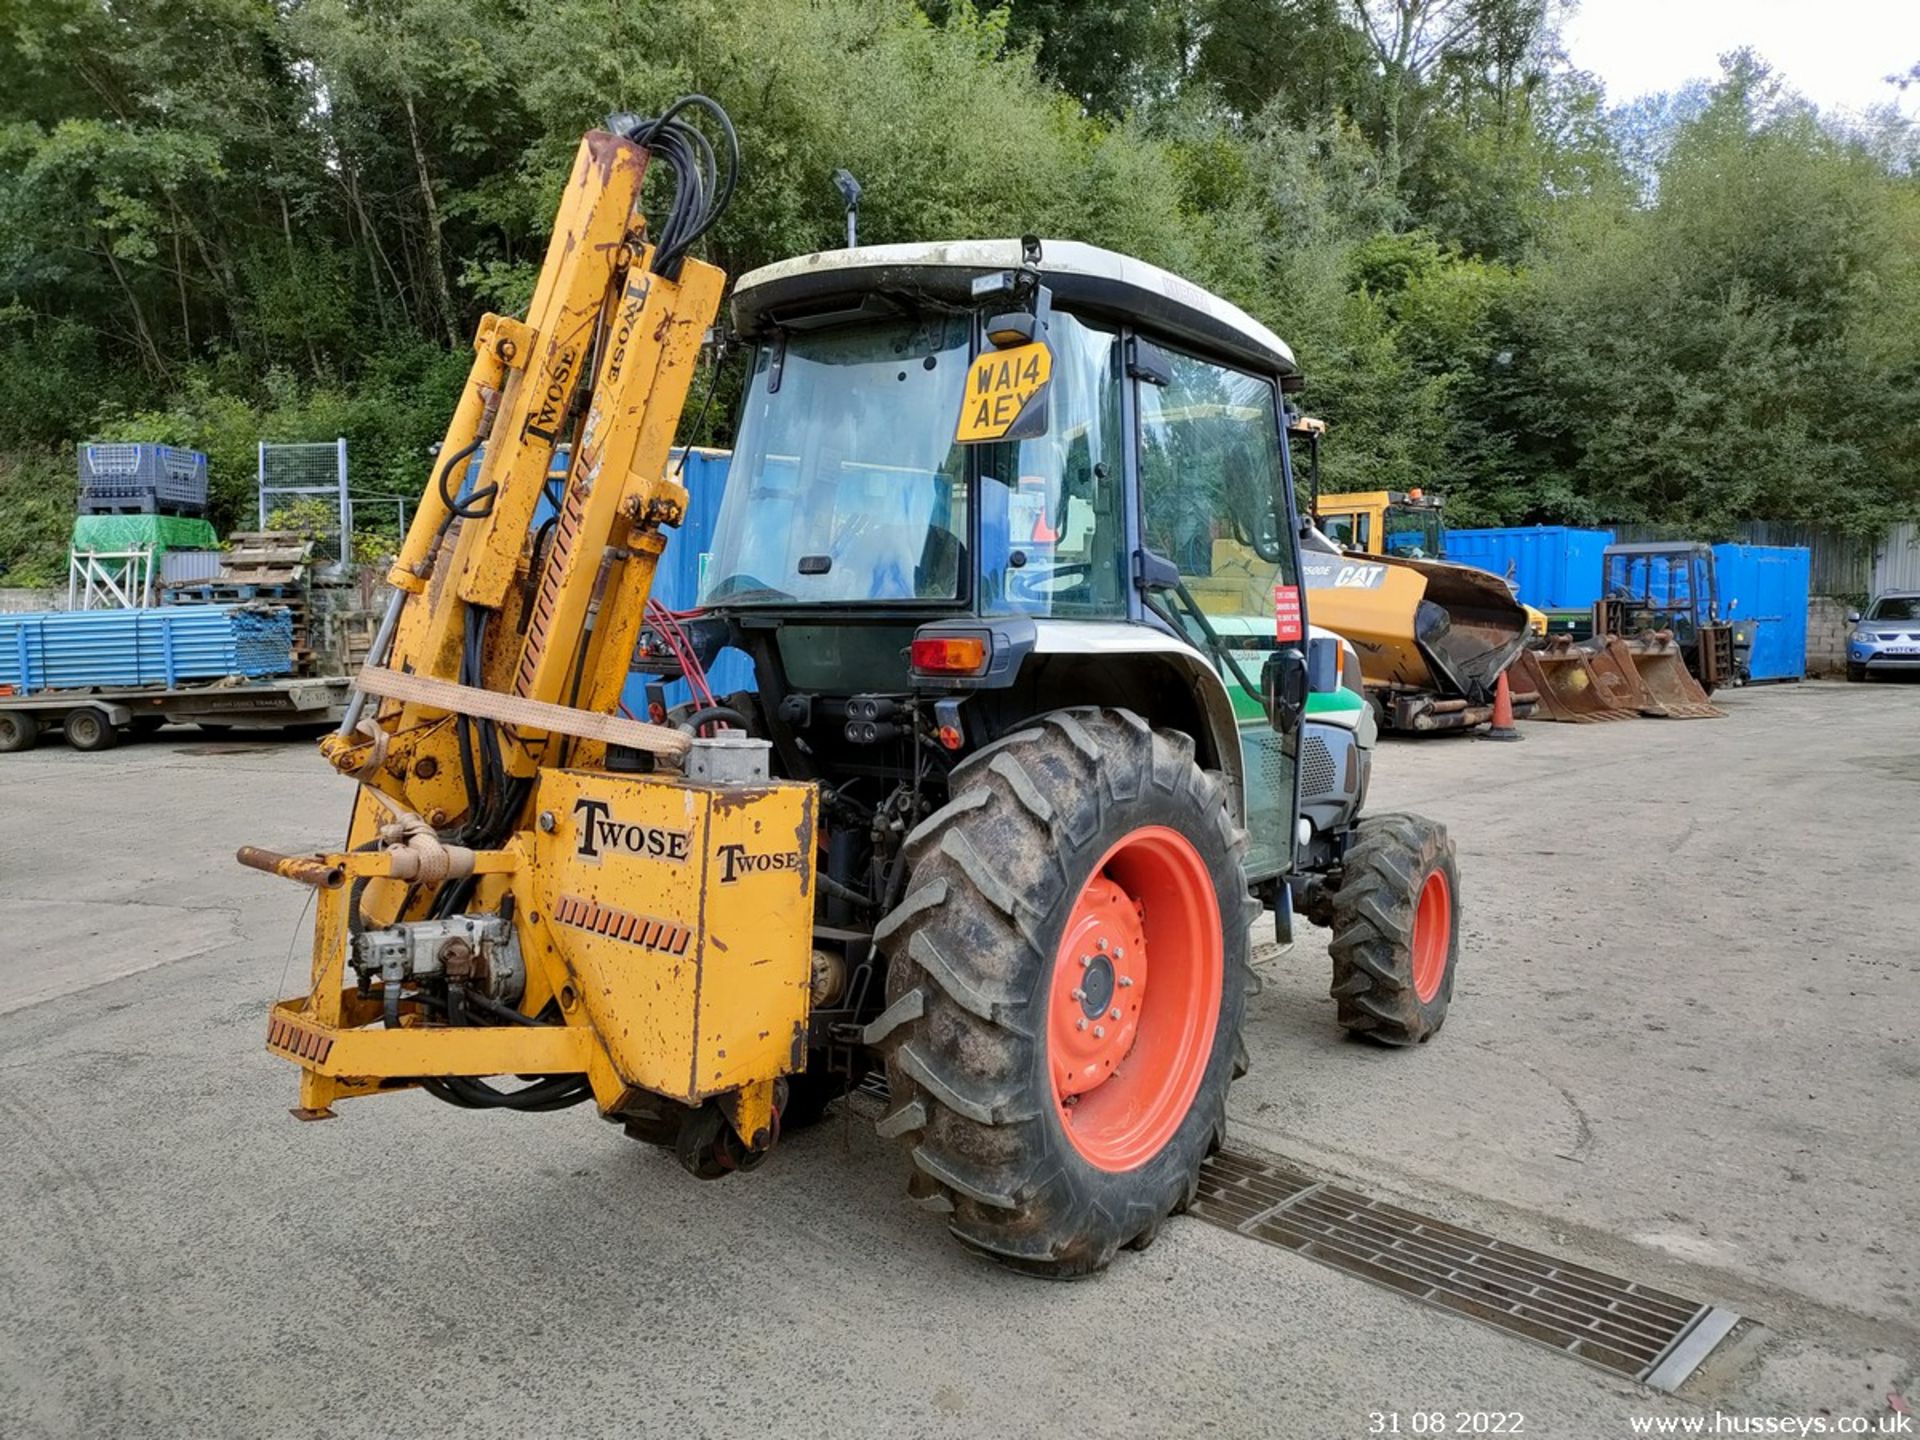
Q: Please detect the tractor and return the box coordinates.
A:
[247,105,1461,1278]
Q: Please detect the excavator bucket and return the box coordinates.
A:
[1617,632,1724,719]
[1510,638,1639,722]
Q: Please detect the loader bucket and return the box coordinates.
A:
[1584,638,1666,716]
[1510,637,1639,722]
[1619,632,1724,719]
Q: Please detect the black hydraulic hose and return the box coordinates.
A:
[609,95,740,281]
[435,436,494,521]
[676,704,750,733]
[819,873,878,913]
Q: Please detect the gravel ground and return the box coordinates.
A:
[1,680,1912,1438]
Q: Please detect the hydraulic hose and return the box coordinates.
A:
[607,96,740,281]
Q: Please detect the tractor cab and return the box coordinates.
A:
[1313,489,1445,560]
[1598,542,1739,689]
[699,239,1337,887]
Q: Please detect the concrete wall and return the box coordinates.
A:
[0,588,61,613]
[1806,596,1853,677]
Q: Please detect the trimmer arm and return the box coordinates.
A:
[240,107,819,1163]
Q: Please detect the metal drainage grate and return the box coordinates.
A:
[1195,1149,1741,1392]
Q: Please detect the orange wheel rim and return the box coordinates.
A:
[1411,869,1450,1004]
[1048,825,1223,1173]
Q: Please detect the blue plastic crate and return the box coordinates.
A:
[77,443,209,515]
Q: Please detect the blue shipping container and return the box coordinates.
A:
[1712,544,1808,682]
[1442,526,1616,610]
[468,444,755,708]
[624,448,757,707]
[1,604,294,695]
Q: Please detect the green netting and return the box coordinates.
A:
[70,514,219,558]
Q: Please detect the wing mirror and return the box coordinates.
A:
[1846,610,1861,624]
[1263,647,1308,732]
[1262,634,1340,732]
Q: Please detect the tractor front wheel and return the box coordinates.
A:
[871,708,1255,1278]
[1328,813,1459,1045]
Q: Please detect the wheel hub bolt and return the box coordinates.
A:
[1096,939,1109,952]
[1109,1008,1121,1020]
[1071,987,1086,1001]
[1118,976,1134,988]
[1079,955,1092,968]
[1093,1026,1105,1039]
[1076,1018,1088,1032]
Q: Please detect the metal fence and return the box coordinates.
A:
[1608,521,1875,596]
[258,439,350,561]
[1873,522,1920,594]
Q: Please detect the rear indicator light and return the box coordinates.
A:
[910,635,989,676]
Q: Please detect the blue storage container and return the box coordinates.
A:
[1711,544,1808,682]
[465,444,755,708]
[1443,526,1615,610]
[1,604,294,695]
[625,448,757,707]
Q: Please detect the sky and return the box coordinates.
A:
[1559,0,1920,119]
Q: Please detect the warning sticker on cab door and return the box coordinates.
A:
[1274,584,1303,642]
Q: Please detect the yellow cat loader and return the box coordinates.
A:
[1290,423,1532,731]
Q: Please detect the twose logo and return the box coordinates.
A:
[572,799,691,862]
[522,344,582,445]
[717,844,802,884]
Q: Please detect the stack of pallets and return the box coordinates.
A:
[162,532,318,671]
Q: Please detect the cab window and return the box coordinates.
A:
[978,313,1128,618]
[1319,511,1369,551]
[1138,349,1293,625]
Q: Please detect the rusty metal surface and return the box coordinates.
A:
[235,846,345,889]
[1511,641,1638,723]
[1584,639,1666,716]
[1620,634,1724,720]
[1192,1149,1739,1391]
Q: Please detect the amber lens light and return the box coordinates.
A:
[910,635,989,676]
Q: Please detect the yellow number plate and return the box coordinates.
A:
[955,340,1053,444]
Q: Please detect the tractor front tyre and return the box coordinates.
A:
[1328,813,1459,1046]
[870,708,1256,1278]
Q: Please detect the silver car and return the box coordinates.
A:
[1848,591,1920,681]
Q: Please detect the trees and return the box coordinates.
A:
[0,1,1914,584]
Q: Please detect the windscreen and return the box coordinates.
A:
[703,316,971,606]
[1867,596,1920,621]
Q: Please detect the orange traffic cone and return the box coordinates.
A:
[1484,668,1523,742]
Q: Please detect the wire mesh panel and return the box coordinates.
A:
[258,439,351,561]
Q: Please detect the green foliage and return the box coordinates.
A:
[0,0,1913,588]
[0,450,77,587]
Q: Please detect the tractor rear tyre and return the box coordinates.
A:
[1328,813,1458,1046]
[64,708,120,752]
[871,708,1256,1278]
[0,711,38,754]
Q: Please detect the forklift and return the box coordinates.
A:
[243,102,1462,1278]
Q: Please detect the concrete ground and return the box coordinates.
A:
[0,682,1914,1439]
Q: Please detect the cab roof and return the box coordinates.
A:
[730,239,1298,380]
